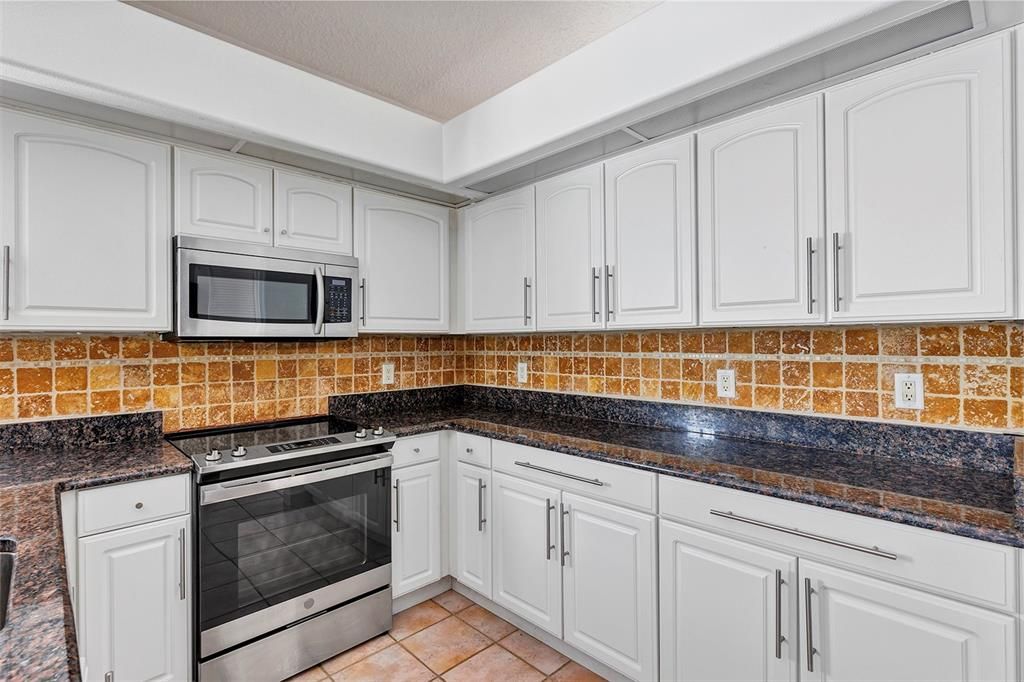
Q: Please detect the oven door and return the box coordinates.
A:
[197,456,391,659]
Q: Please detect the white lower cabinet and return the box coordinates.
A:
[392,459,442,597]
[659,519,798,682]
[491,471,563,636]
[453,461,491,597]
[563,493,657,682]
[78,515,190,682]
[802,561,1015,682]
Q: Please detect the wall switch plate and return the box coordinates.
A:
[381,362,395,385]
[716,369,736,398]
[517,361,528,384]
[894,372,923,409]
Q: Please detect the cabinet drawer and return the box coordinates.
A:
[455,433,491,467]
[493,440,656,513]
[392,432,441,469]
[78,474,190,536]
[659,476,1017,612]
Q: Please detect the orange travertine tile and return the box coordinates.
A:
[122,364,151,388]
[919,326,960,356]
[90,390,120,414]
[727,331,753,354]
[153,364,179,386]
[844,328,879,355]
[922,364,959,395]
[54,367,87,392]
[122,389,151,411]
[208,361,231,382]
[844,362,878,390]
[15,338,52,362]
[731,360,752,384]
[53,337,87,360]
[152,340,179,358]
[781,329,810,354]
[811,329,843,355]
[18,395,51,418]
[753,330,781,355]
[180,362,206,384]
[962,324,1008,357]
[812,362,843,388]
[88,337,120,360]
[1011,366,1024,400]
[0,369,12,396]
[659,332,679,353]
[1011,401,1024,429]
[680,331,702,353]
[754,385,781,409]
[0,340,13,362]
[963,364,1008,398]
[963,398,1008,429]
[754,360,780,386]
[812,390,843,415]
[661,380,681,400]
[703,331,727,354]
[16,368,52,394]
[55,393,87,416]
[781,361,810,387]
[921,396,960,425]
[845,391,879,418]
[88,366,120,390]
[121,337,152,359]
[880,326,917,355]
[0,397,12,420]
[1009,324,1023,358]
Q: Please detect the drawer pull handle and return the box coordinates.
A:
[393,479,401,532]
[560,502,569,566]
[804,577,817,672]
[514,461,604,487]
[775,569,785,659]
[477,478,487,531]
[545,498,555,560]
[134,502,144,510]
[466,447,473,453]
[709,510,897,560]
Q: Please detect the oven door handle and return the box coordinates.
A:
[200,454,392,505]
[313,266,325,335]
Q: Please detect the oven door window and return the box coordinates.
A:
[189,264,316,324]
[198,467,391,632]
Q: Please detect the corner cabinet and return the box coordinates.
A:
[698,96,824,326]
[355,189,449,332]
[604,135,697,329]
[460,187,536,332]
[0,109,171,331]
[274,169,353,255]
[824,33,1014,322]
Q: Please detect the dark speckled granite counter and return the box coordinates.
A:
[332,386,1024,548]
[0,412,191,682]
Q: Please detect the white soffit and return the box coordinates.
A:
[127,0,657,123]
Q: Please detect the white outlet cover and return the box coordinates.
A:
[381,362,395,385]
[894,372,923,410]
[716,369,736,398]
[517,361,529,384]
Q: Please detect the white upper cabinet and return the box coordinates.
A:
[825,34,1013,322]
[175,147,273,245]
[274,169,353,254]
[0,109,171,331]
[1017,26,1024,319]
[535,164,605,330]
[461,186,536,332]
[604,136,697,328]
[698,96,824,325]
[355,189,449,332]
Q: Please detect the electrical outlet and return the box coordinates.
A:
[716,369,736,398]
[381,362,395,385]
[894,372,923,410]
[517,361,528,384]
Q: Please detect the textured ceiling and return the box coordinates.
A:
[126,1,656,122]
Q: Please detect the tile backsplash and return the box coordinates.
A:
[457,324,1024,432]
[0,323,1021,434]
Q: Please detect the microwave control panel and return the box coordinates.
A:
[324,277,352,323]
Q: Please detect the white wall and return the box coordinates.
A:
[0,1,443,181]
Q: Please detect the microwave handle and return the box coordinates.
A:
[314,267,325,335]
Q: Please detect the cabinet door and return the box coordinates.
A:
[454,462,491,597]
[78,516,189,682]
[175,148,273,244]
[491,472,562,636]
[355,189,449,332]
[461,187,536,332]
[392,460,441,597]
[825,34,1013,322]
[535,164,604,330]
[562,493,656,681]
[0,109,171,331]
[604,136,696,329]
[698,96,824,325]
[801,561,1015,681]
[660,519,797,682]
[274,170,353,254]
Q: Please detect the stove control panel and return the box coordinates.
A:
[266,436,342,454]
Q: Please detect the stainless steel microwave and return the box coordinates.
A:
[171,236,359,339]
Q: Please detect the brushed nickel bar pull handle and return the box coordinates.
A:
[105,672,114,682]
[313,267,325,335]
[832,233,841,313]
[591,266,600,322]
[514,460,604,486]
[560,502,569,567]
[393,479,400,532]
[775,569,786,659]
[359,277,367,325]
[178,527,187,601]
[709,510,897,560]
[804,577,816,673]
[2,245,9,321]
[545,498,554,560]
[604,264,614,319]
[806,237,815,315]
[477,478,486,531]
[523,277,532,326]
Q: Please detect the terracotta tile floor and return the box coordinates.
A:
[288,591,606,682]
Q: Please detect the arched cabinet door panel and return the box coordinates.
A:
[825,34,1013,322]
[275,170,353,255]
[175,147,273,245]
[0,108,171,331]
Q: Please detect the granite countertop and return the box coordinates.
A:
[332,387,1023,548]
[0,413,191,682]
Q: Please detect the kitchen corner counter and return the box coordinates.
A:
[0,413,191,682]
[332,386,1024,549]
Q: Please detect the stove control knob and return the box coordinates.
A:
[354,428,367,439]
[373,426,384,436]
[231,446,247,458]
[205,449,222,462]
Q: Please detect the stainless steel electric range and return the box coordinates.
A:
[167,417,396,682]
